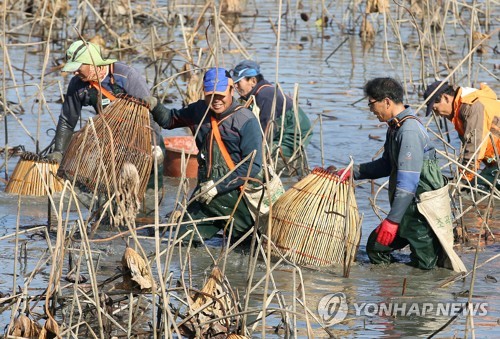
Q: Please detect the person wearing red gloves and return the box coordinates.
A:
[336,78,446,269]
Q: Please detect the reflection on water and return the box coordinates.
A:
[1,0,499,337]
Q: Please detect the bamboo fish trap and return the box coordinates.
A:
[268,167,361,270]
[58,94,153,198]
[5,152,63,196]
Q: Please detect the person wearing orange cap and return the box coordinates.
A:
[147,67,263,243]
[424,81,500,191]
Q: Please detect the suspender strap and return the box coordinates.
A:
[244,84,274,108]
[210,115,236,170]
[210,113,248,192]
[389,115,422,129]
[89,81,117,101]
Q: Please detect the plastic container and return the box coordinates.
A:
[163,136,199,178]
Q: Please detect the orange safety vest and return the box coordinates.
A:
[451,83,500,172]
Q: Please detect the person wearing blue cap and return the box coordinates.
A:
[147,67,263,243]
[231,60,312,176]
[424,80,500,191]
[46,40,166,193]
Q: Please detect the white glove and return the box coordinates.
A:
[144,96,158,110]
[197,180,217,204]
[151,145,164,163]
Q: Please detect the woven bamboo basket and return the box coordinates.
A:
[268,167,361,269]
[5,152,63,196]
[58,94,153,198]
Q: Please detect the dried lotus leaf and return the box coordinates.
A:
[39,317,59,339]
[122,247,156,290]
[10,314,41,337]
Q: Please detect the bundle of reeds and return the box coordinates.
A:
[58,94,153,198]
[5,152,63,196]
[268,167,361,269]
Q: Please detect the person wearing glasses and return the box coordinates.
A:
[334,77,446,270]
[147,67,262,243]
[424,80,500,191]
[231,60,312,176]
[46,40,165,191]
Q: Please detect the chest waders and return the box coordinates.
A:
[366,116,446,270]
[245,84,310,176]
[180,119,254,242]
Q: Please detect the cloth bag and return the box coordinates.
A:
[243,165,285,220]
[416,184,467,272]
[210,115,284,221]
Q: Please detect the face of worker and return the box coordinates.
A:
[205,87,234,114]
[431,94,454,119]
[234,77,257,97]
[368,97,392,122]
[74,64,106,82]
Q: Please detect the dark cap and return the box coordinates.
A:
[423,81,450,116]
[231,60,261,83]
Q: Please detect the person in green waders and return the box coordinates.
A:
[46,40,166,201]
[146,67,263,243]
[334,77,446,269]
[231,60,312,176]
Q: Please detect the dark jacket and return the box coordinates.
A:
[152,99,263,194]
[54,62,162,152]
[241,79,312,157]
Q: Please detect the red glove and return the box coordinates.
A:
[334,168,351,182]
[375,219,399,246]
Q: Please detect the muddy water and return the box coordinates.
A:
[1,0,500,337]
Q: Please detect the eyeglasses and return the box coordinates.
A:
[367,98,383,108]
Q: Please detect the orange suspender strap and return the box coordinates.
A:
[210,115,236,170]
[89,81,117,101]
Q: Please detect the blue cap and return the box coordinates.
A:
[231,60,261,83]
[203,67,233,96]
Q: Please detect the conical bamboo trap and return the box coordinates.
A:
[268,167,361,269]
[58,94,153,198]
[5,152,63,196]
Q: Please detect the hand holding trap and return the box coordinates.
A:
[57,94,154,199]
